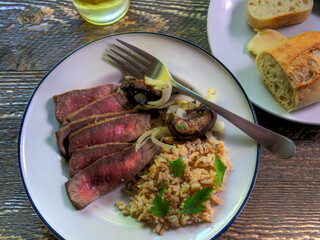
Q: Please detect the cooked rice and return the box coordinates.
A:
[117,138,232,234]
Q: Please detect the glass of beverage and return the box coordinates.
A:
[72,0,130,25]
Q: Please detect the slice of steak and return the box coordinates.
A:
[56,111,134,156]
[53,84,119,123]
[68,113,151,155]
[62,92,133,126]
[66,140,160,209]
[68,142,132,178]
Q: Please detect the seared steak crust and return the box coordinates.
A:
[68,142,132,177]
[68,113,151,155]
[53,84,119,122]
[66,140,160,209]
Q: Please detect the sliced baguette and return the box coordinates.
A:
[246,0,313,29]
[255,31,320,111]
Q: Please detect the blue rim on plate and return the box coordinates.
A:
[18,32,260,240]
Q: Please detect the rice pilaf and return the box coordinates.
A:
[117,138,232,234]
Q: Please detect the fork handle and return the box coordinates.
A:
[172,81,296,158]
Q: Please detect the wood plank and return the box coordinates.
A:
[220,180,320,239]
[0,0,209,71]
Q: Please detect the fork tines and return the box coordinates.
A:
[116,39,156,61]
[107,39,155,79]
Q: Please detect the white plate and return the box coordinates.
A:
[207,0,320,125]
[19,33,259,240]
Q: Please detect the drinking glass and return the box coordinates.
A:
[72,0,130,25]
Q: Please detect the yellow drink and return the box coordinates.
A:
[72,0,129,25]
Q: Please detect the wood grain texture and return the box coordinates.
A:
[0,0,320,239]
[0,0,209,71]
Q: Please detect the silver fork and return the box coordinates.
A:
[107,39,296,159]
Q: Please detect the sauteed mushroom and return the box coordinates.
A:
[120,79,161,106]
[168,106,217,140]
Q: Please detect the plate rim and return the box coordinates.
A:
[18,31,260,240]
[206,0,320,126]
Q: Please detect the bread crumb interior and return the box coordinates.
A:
[260,54,296,111]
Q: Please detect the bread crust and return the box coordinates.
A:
[295,74,320,109]
[256,31,320,111]
[246,0,313,29]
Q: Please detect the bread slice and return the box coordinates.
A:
[246,0,313,29]
[255,31,320,111]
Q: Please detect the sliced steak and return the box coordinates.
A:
[56,111,134,156]
[68,142,132,178]
[68,113,151,155]
[53,84,119,122]
[62,92,133,126]
[66,140,160,209]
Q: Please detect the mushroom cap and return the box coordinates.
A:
[168,106,217,140]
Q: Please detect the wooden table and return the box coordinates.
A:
[1,0,319,239]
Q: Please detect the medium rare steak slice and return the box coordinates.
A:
[62,92,133,126]
[68,113,151,155]
[56,111,134,156]
[68,142,132,177]
[53,84,119,123]
[66,140,160,209]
